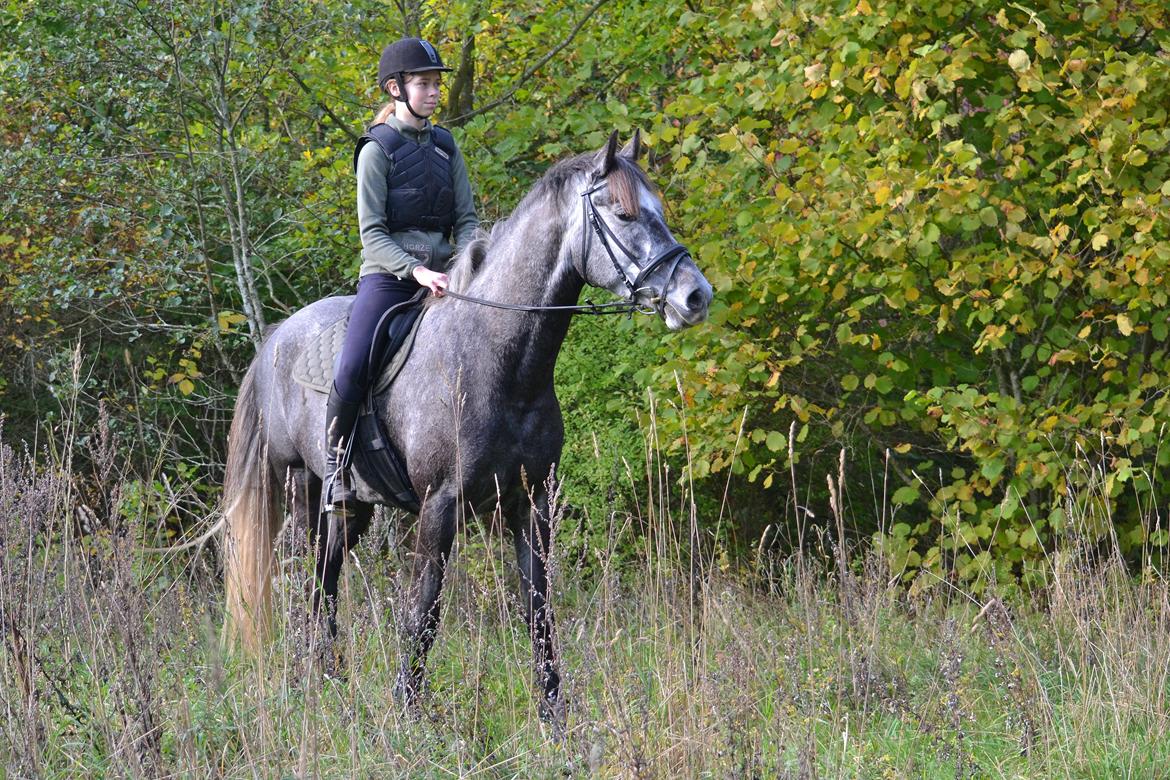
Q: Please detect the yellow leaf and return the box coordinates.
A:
[218,310,248,331]
[894,72,911,99]
[1009,50,1031,73]
[1117,313,1133,336]
[1091,233,1110,250]
[894,443,912,454]
[874,185,891,205]
[905,286,920,302]
[179,379,195,395]
[766,369,780,388]
[1077,325,1091,339]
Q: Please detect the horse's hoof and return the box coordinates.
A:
[393,670,422,716]
[310,633,348,681]
[539,691,566,731]
[322,655,348,684]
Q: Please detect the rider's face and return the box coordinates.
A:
[391,72,442,116]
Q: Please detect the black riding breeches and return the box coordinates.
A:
[334,272,420,403]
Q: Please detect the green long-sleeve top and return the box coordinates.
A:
[356,115,479,279]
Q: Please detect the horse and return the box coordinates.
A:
[221,130,712,716]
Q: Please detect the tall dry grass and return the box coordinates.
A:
[1,378,1168,777]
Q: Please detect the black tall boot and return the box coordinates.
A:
[324,384,361,514]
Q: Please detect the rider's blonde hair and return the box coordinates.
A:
[373,102,395,125]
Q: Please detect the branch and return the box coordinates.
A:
[286,67,361,144]
[445,0,613,125]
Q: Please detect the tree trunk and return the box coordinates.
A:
[444,33,476,125]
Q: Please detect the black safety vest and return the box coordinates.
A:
[354,124,457,237]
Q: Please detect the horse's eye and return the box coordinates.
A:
[616,212,635,222]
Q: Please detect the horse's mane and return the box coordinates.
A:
[444,150,652,294]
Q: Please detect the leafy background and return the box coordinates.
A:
[2,0,1169,586]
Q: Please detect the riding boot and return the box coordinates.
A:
[324,385,361,514]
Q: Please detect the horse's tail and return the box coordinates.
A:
[222,356,281,652]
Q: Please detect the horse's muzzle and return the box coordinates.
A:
[661,266,713,331]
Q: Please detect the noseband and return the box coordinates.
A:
[580,179,690,306]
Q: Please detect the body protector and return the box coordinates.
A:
[355,123,457,237]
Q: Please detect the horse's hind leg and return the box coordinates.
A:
[311,500,373,644]
[394,491,457,709]
[287,467,322,552]
[508,487,562,721]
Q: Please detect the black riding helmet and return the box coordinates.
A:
[378,38,452,120]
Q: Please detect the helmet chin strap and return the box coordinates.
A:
[394,74,429,120]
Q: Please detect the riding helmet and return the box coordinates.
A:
[378,38,452,92]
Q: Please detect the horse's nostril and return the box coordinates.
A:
[686,288,706,312]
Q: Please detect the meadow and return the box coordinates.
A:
[2,411,1167,778]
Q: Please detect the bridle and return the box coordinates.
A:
[578,178,691,305]
[442,177,691,316]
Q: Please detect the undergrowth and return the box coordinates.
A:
[1,402,1168,779]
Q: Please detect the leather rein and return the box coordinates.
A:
[441,179,690,316]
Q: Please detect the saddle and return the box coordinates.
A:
[293,289,428,513]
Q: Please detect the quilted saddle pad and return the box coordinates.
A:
[291,309,424,396]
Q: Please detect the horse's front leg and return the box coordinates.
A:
[508,487,562,721]
[394,490,457,709]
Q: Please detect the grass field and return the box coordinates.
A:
[2,421,1169,778]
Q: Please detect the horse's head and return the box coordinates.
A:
[573,131,712,330]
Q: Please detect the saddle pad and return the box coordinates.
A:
[292,310,424,396]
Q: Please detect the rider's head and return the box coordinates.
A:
[375,38,451,124]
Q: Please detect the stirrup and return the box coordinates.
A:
[323,469,357,517]
[325,500,356,520]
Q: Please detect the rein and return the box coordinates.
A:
[440,178,689,317]
[442,289,654,316]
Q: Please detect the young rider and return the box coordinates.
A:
[325,37,479,514]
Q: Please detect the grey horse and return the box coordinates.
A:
[222,131,712,715]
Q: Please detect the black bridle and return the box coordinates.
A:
[579,179,691,303]
[442,178,691,316]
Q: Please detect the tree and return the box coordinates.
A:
[641,0,1170,583]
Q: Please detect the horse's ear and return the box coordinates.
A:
[620,130,643,162]
[595,130,619,177]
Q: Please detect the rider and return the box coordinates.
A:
[325,37,479,514]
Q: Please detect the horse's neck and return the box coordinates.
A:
[460,207,582,394]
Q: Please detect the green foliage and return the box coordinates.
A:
[3,0,1169,580]
[643,0,1170,583]
[555,314,649,522]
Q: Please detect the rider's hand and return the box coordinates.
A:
[412,266,449,296]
